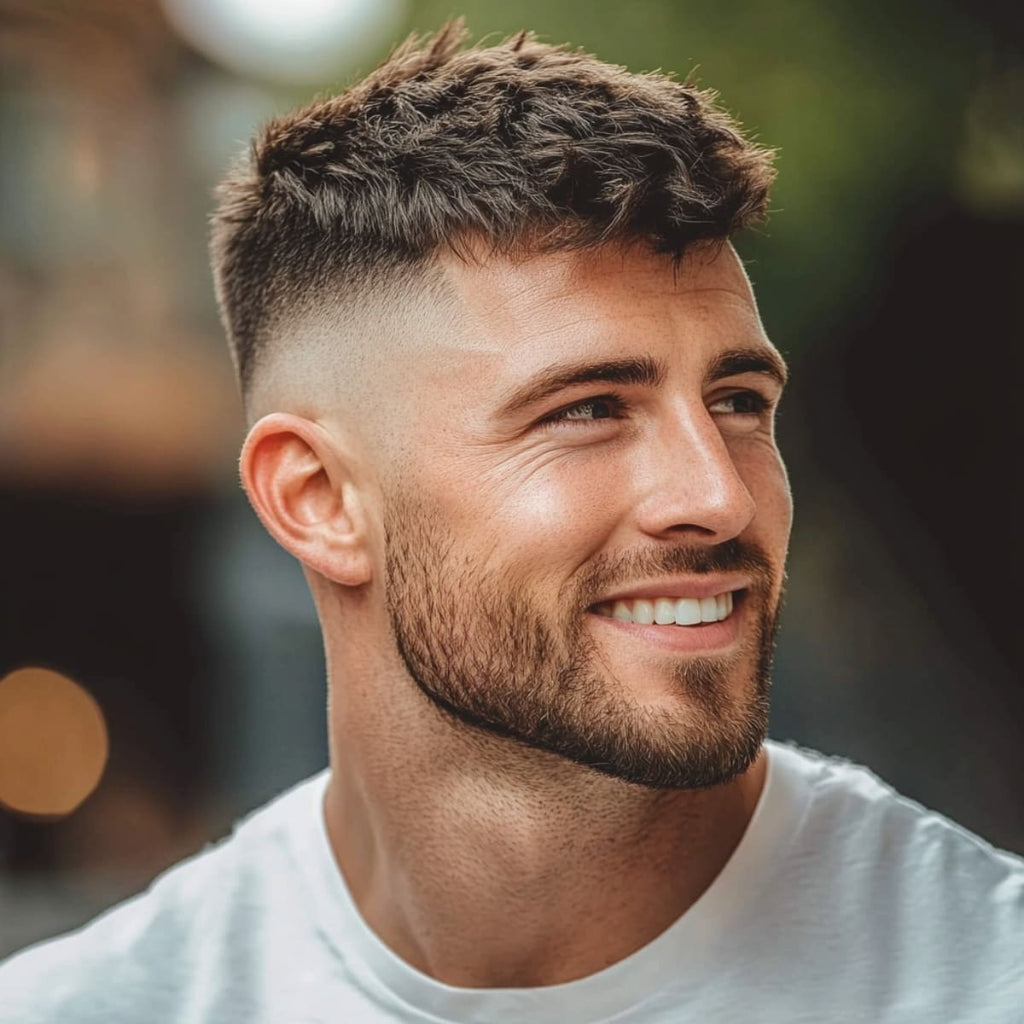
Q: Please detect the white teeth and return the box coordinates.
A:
[632,600,655,625]
[674,598,701,625]
[598,592,738,626]
[654,598,676,625]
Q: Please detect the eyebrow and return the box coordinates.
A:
[495,345,788,419]
[706,348,789,389]
[496,356,665,417]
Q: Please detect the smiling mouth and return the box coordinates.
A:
[589,591,741,626]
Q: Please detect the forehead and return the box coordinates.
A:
[424,241,770,380]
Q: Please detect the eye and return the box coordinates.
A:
[544,394,627,425]
[708,391,771,416]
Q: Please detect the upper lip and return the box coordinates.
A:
[591,576,752,605]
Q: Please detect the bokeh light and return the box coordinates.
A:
[0,667,109,819]
[161,0,410,85]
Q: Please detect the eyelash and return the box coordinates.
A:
[708,391,773,417]
[543,394,630,426]
[543,390,773,426]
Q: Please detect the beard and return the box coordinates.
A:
[383,494,782,791]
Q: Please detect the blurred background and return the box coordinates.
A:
[0,0,1020,957]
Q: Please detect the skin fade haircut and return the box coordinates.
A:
[210,20,776,400]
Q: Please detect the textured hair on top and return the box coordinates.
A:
[211,21,776,393]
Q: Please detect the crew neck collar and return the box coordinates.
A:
[297,741,811,1024]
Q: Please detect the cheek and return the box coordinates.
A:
[742,446,793,550]
[448,452,630,568]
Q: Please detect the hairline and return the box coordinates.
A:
[242,234,761,429]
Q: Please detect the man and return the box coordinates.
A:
[1,23,1021,1024]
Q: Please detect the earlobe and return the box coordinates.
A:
[239,413,373,587]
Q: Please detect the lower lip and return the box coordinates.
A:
[587,603,743,653]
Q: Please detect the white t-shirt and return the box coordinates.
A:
[1,741,1022,1023]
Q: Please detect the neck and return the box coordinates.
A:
[322,655,766,988]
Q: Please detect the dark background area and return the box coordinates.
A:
[0,0,1020,956]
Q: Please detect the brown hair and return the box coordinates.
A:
[211,22,775,394]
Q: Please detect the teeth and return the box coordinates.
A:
[632,600,655,625]
[596,592,738,626]
[654,599,676,625]
[674,598,701,625]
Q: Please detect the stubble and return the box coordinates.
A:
[384,494,781,790]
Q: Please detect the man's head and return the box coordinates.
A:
[213,24,791,792]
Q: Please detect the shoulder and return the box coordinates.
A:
[765,742,1024,1014]
[0,772,328,1024]
[772,740,1023,873]
[771,740,1024,884]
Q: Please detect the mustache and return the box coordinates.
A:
[576,538,779,604]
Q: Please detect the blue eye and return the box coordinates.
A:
[554,397,621,422]
[544,395,629,426]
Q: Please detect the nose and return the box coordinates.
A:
[633,403,757,543]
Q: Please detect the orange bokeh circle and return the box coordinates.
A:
[0,666,109,818]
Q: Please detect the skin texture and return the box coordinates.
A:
[240,240,792,987]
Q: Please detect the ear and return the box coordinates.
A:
[239,413,373,587]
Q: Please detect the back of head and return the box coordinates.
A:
[210,21,775,408]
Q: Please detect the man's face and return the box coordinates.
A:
[378,241,792,789]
